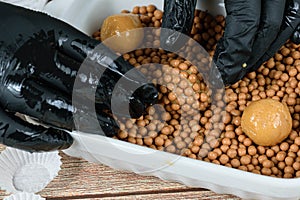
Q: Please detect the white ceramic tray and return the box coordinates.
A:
[41,0,300,199]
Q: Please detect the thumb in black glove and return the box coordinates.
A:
[0,2,158,152]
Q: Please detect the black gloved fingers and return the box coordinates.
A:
[74,101,120,137]
[1,78,75,130]
[252,0,300,70]
[12,32,83,94]
[94,58,158,119]
[245,0,286,69]
[37,50,82,94]
[0,1,140,77]
[1,2,158,127]
[161,0,197,51]
[0,1,132,91]
[54,21,159,119]
[161,0,197,49]
[0,1,91,62]
[95,103,120,137]
[1,77,120,137]
[213,0,261,85]
[128,83,159,118]
[291,24,300,44]
[71,101,120,137]
[57,33,159,120]
[0,106,73,152]
[252,28,299,70]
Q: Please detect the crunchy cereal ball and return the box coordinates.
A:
[241,99,292,146]
[101,14,144,53]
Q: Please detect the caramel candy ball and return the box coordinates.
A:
[101,14,144,54]
[241,99,292,146]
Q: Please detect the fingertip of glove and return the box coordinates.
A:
[291,30,300,44]
[50,128,74,150]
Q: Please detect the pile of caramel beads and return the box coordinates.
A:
[93,5,300,178]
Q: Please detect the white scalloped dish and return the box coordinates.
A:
[43,0,300,199]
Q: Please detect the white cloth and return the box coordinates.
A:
[0,0,48,11]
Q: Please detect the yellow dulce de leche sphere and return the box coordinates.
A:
[241,99,292,146]
[101,14,144,54]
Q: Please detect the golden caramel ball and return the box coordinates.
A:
[101,14,144,53]
[241,99,292,146]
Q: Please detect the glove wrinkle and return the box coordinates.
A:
[245,0,286,74]
[291,25,300,44]
[161,0,197,51]
[252,0,300,71]
[0,105,73,152]
[213,0,261,85]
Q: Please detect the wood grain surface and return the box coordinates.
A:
[0,145,240,199]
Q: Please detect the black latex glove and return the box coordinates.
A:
[161,0,300,86]
[250,0,300,72]
[214,0,300,85]
[160,0,197,51]
[0,2,158,152]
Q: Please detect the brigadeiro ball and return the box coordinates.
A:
[241,99,292,146]
[101,13,144,54]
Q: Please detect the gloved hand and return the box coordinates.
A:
[0,2,158,152]
[160,0,197,51]
[248,0,300,73]
[214,0,300,85]
[161,0,300,86]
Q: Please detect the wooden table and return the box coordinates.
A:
[0,145,240,199]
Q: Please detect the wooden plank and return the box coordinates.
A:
[0,145,239,199]
[39,153,200,197]
[46,190,238,200]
